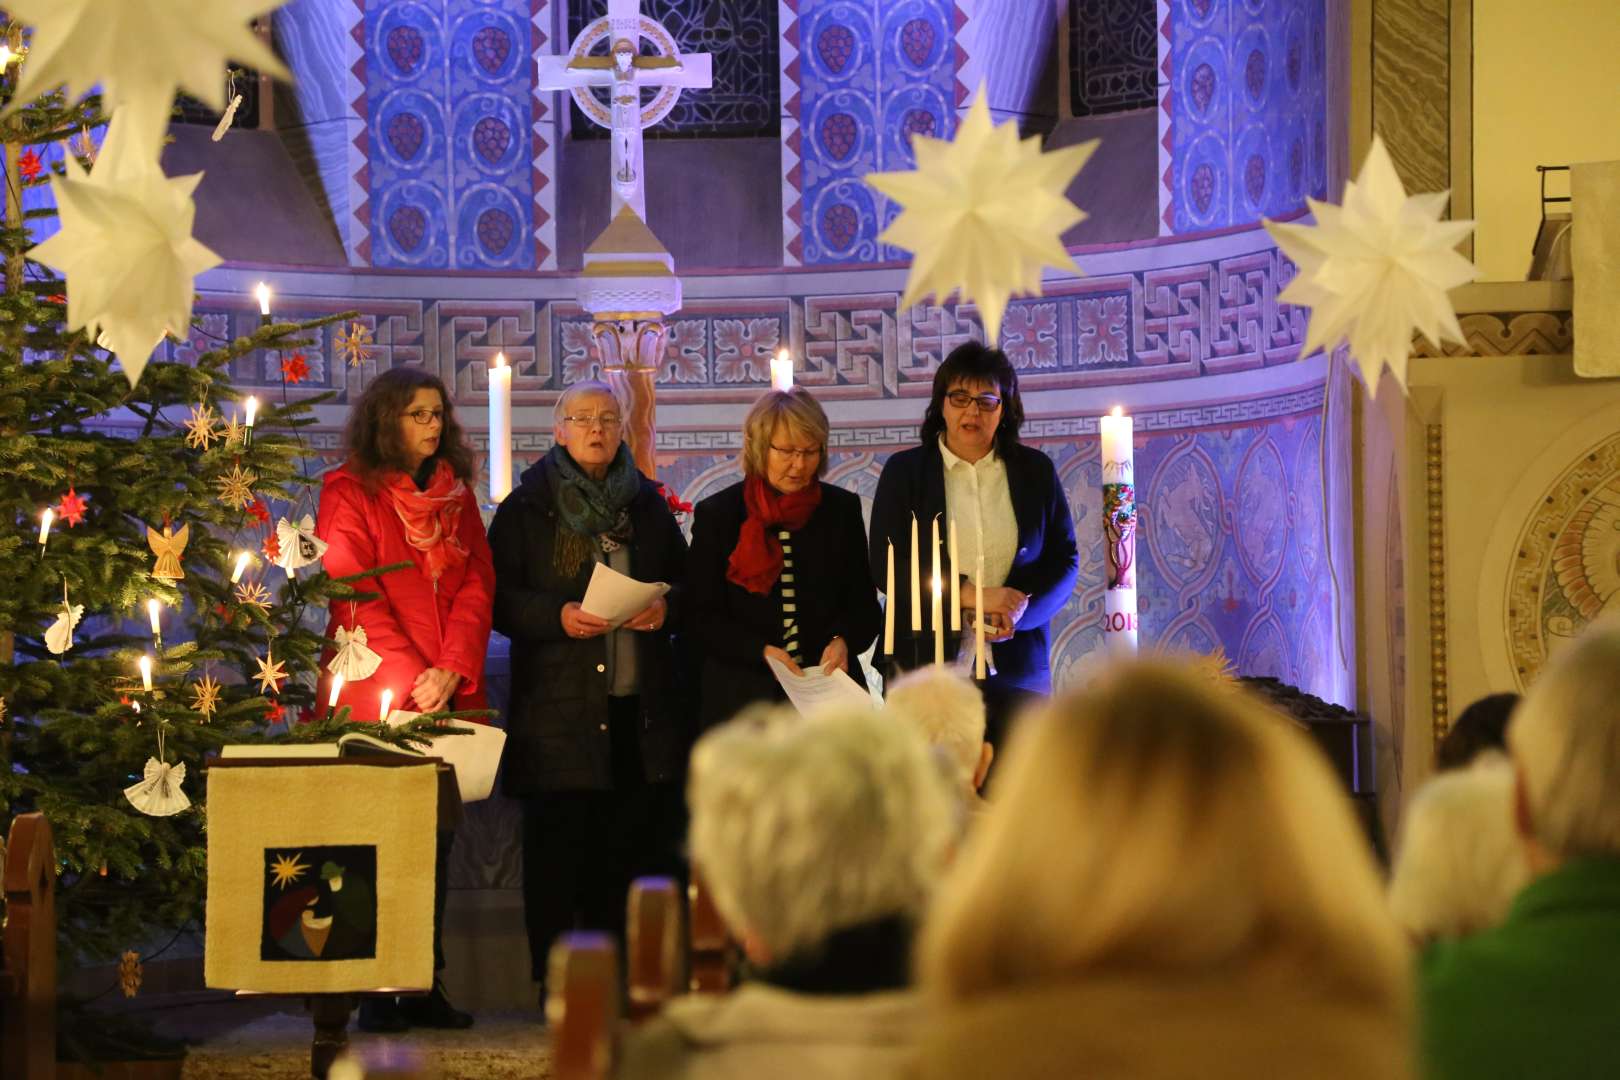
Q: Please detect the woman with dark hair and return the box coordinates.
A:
[868,342,1078,754]
[315,365,494,1031]
[487,380,690,1007]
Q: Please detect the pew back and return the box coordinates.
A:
[1,812,57,1080]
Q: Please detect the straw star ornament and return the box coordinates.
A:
[1265,135,1479,396]
[864,89,1097,344]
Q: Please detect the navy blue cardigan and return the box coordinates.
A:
[867,440,1079,695]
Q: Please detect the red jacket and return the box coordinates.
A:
[314,461,494,723]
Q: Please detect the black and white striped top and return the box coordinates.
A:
[779,528,803,665]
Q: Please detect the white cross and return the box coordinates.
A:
[537,0,713,220]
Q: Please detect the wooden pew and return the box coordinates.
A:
[548,932,619,1080]
[686,871,733,994]
[1,812,57,1080]
[625,878,683,1022]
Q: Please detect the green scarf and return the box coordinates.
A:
[545,442,640,577]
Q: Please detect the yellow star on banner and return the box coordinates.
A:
[864,88,1097,344]
[268,851,308,890]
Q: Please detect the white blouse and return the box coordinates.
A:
[939,436,1017,588]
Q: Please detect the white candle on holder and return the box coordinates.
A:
[230,551,251,584]
[949,517,961,631]
[37,507,52,549]
[932,576,944,666]
[930,515,943,650]
[378,688,393,725]
[329,674,345,709]
[489,353,513,503]
[255,282,272,318]
[147,598,162,643]
[138,654,153,692]
[770,348,794,393]
[1100,406,1139,654]
[243,396,258,448]
[884,539,895,656]
[975,556,986,679]
[909,514,921,633]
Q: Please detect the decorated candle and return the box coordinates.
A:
[770,348,794,393]
[489,353,513,503]
[1100,406,1138,653]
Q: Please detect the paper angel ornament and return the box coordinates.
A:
[147,523,190,581]
[6,0,290,120]
[864,89,1097,344]
[328,625,382,683]
[28,105,221,388]
[123,758,191,817]
[1264,135,1478,397]
[274,515,328,572]
[45,580,85,656]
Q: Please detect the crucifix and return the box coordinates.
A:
[536,0,713,219]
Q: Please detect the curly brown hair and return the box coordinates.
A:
[343,367,476,489]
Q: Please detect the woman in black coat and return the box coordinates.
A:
[688,387,882,729]
[488,379,690,1001]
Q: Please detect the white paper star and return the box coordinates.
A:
[865,89,1097,344]
[7,0,290,118]
[28,107,221,389]
[1265,135,1479,396]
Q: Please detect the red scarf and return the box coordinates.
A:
[727,474,822,595]
[383,460,469,584]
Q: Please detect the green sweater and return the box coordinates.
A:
[1420,858,1620,1080]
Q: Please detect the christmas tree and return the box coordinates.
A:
[0,38,444,985]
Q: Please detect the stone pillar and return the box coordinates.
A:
[594,317,667,479]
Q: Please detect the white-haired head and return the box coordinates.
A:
[1388,755,1529,942]
[553,379,623,425]
[687,704,956,965]
[1510,615,1620,860]
[884,667,991,792]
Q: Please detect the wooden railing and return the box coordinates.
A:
[1,812,56,1080]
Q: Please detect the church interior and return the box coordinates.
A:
[3,0,1620,1077]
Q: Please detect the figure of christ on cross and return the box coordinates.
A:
[536,0,714,220]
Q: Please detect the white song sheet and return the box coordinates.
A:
[767,657,876,717]
[579,561,671,627]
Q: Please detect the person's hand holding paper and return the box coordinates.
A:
[579,562,671,628]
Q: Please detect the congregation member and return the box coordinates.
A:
[1420,619,1620,1080]
[867,342,1078,753]
[686,388,882,729]
[618,704,956,1079]
[315,366,494,1031]
[883,666,993,818]
[912,661,1412,1080]
[487,381,690,1007]
[1434,691,1519,771]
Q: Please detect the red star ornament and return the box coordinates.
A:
[248,498,271,524]
[17,149,41,181]
[280,352,309,384]
[264,700,286,724]
[262,531,281,563]
[56,487,88,527]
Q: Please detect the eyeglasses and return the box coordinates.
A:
[946,390,1002,412]
[405,408,445,426]
[563,414,623,431]
[768,444,821,464]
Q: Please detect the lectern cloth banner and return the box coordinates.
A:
[1573,159,1620,377]
[204,762,437,993]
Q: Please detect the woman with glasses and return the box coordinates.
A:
[868,342,1078,759]
[487,380,690,1008]
[315,365,494,1031]
[687,387,883,729]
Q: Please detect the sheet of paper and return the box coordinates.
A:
[579,561,671,627]
[767,657,876,717]
[384,710,507,803]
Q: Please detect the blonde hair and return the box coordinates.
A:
[688,704,955,962]
[884,667,987,789]
[1509,615,1620,858]
[740,388,829,479]
[917,661,1410,1014]
[1388,755,1528,942]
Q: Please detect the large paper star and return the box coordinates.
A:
[189,674,222,720]
[183,403,221,450]
[28,106,221,389]
[6,0,290,118]
[1265,135,1478,396]
[215,464,257,510]
[254,650,288,695]
[864,89,1096,344]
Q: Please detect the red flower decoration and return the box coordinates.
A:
[655,482,693,517]
[17,149,41,181]
[248,499,271,524]
[280,352,309,384]
[56,486,88,527]
[264,700,286,724]
[262,531,281,562]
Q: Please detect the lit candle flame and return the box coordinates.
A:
[230,551,251,584]
[138,655,153,692]
[495,352,507,370]
[244,396,258,428]
[255,282,272,317]
[147,598,161,636]
[1111,405,1122,418]
[37,507,53,546]
[379,689,393,725]
[328,673,345,709]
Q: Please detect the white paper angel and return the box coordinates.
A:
[123,758,191,817]
[274,515,328,572]
[45,579,85,656]
[328,625,382,683]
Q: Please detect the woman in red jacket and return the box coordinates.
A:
[315,365,494,1032]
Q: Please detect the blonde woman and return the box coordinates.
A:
[687,388,881,728]
[913,661,1413,1080]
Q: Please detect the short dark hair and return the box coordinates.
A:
[343,367,476,490]
[919,342,1024,455]
[1436,692,1520,772]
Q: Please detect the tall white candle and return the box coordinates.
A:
[230,551,251,584]
[1100,406,1138,654]
[378,688,393,725]
[933,576,944,666]
[930,514,942,633]
[949,517,961,631]
[328,673,345,710]
[975,556,986,679]
[37,507,52,548]
[489,353,513,503]
[909,514,921,632]
[884,540,895,656]
[138,655,153,692]
[770,348,794,393]
[147,598,162,642]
